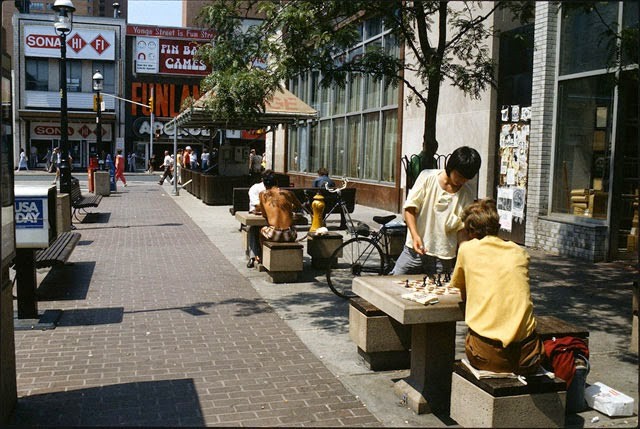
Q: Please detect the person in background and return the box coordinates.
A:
[449,199,544,375]
[261,152,267,170]
[30,145,38,168]
[201,148,210,171]
[16,148,28,171]
[391,146,481,276]
[128,152,137,172]
[246,169,270,268]
[190,148,199,170]
[184,146,191,169]
[176,149,184,185]
[158,150,174,185]
[248,149,263,184]
[44,148,52,173]
[258,171,302,251]
[312,167,336,189]
[114,149,128,187]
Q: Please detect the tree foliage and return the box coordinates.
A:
[195,1,534,164]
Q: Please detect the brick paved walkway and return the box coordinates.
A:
[10,183,381,427]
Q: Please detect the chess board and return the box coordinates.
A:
[395,276,460,305]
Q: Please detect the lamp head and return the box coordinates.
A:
[52,0,75,35]
[92,70,104,92]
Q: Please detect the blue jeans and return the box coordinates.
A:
[390,246,455,275]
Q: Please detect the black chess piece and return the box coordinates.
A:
[423,276,428,287]
[436,273,442,287]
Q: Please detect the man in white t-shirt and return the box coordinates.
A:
[246,170,270,268]
[158,151,174,185]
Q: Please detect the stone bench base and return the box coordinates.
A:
[349,297,410,370]
[450,361,566,428]
[262,241,303,283]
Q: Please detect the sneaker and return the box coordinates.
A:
[246,258,255,268]
[158,181,163,185]
[124,183,128,187]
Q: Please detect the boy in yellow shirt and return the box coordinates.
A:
[450,199,544,375]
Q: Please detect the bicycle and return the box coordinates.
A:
[316,179,405,299]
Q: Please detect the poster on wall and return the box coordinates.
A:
[497,105,531,231]
[135,37,159,73]
[497,187,513,232]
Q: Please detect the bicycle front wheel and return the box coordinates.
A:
[326,237,385,299]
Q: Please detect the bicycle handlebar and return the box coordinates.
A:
[325,178,348,193]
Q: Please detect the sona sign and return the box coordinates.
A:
[24,25,116,60]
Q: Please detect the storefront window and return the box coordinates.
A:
[66,60,82,92]
[331,118,345,176]
[552,74,614,217]
[383,35,399,107]
[288,126,299,171]
[318,120,331,173]
[347,115,360,178]
[382,110,397,182]
[26,58,49,91]
[559,2,618,75]
[363,113,380,180]
[347,48,363,113]
[364,40,382,110]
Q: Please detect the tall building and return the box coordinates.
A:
[15,0,127,18]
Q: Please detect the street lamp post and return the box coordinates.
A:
[92,70,103,155]
[52,0,75,197]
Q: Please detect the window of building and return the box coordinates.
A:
[552,74,614,217]
[92,61,116,95]
[26,58,49,91]
[66,60,82,92]
[551,2,638,227]
[559,2,618,75]
[30,2,45,10]
[288,17,398,184]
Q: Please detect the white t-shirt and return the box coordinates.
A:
[248,182,266,212]
[163,155,173,167]
[403,169,474,259]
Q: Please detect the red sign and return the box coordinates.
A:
[91,35,110,54]
[67,33,87,53]
[159,39,210,76]
[127,24,216,41]
[25,34,60,49]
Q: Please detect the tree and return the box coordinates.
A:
[196,0,533,168]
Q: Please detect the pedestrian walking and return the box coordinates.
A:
[115,149,128,187]
[44,148,52,172]
[158,150,174,185]
[16,148,28,171]
[30,145,38,168]
[201,148,210,171]
[128,152,137,172]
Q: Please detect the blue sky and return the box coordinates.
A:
[128,0,183,27]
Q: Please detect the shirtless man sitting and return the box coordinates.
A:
[258,172,302,247]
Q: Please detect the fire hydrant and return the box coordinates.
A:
[310,192,325,232]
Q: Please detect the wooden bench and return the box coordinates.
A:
[230,187,357,229]
[35,231,81,268]
[70,180,103,221]
[14,231,81,319]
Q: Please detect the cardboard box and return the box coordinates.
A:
[585,382,635,417]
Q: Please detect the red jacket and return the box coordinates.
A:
[543,336,589,387]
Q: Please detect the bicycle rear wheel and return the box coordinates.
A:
[326,237,385,299]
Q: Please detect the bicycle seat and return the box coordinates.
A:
[373,215,396,226]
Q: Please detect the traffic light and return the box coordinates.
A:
[93,94,103,112]
[148,96,154,114]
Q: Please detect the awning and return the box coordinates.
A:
[165,86,317,131]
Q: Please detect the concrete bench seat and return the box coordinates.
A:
[450,361,567,428]
[262,241,303,283]
[348,297,411,370]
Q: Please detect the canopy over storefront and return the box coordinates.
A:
[165,86,317,131]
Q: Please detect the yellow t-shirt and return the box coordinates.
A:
[450,235,537,347]
[403,169,474,259]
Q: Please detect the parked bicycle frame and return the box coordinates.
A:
[317,179,406,299]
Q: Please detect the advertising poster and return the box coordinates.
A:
[135,37,158,73]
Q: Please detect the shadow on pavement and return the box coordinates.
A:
[37,261,96,301]
[56,307,124,326]
[9,379,205,427]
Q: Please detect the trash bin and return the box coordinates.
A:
[384,220,407,258]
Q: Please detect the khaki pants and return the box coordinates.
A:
[465,329,544,375]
